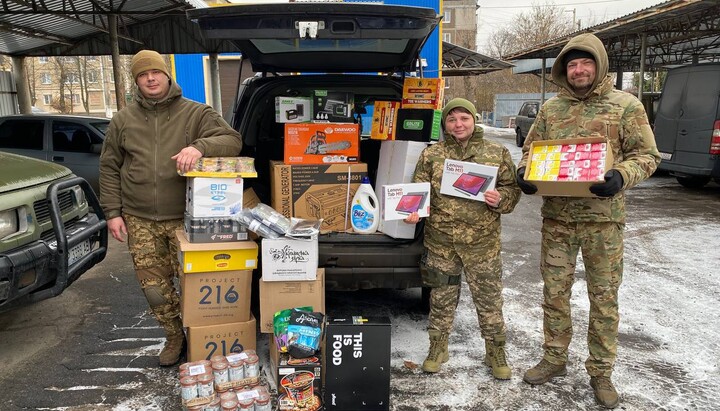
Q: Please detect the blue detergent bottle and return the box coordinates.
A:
[350,176,380,234]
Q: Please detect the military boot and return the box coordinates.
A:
[159,317,186,367]
[422,329,449,373]
[590,376,619,409]
[523,359,567,385]
[483,337,511,380]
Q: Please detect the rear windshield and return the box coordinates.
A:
[252,39,408,54]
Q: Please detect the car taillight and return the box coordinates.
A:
[711,120,720,155]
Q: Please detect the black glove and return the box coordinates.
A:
[516,167,538,195]
[590,169,624,197]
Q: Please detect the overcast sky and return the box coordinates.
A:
[476,0,666,53]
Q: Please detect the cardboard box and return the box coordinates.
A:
[439,159,498,202]
[284,123,360,165]
[180,269,252,327]
[313,90,354,123]
[370,101,400,140]
[524,137,614,197]
[325,316,391,411]
[269,342,324,411]
[186,315,257,362]
[395,109,442,142]
[381,182,431,221]
[401,77,444,109]
[270,161,368,232]
[186,177,244,217]
[243,187,261,209]
[176,230,258,273]
[183,213,248,243]
[374,141,428,239]
[261,237,318,281]
[275,96,313,123]
[259,268,325,333]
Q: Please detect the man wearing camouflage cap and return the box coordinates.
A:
[516,34,660,408]
[406,98,521,379]
[100,49,242,366]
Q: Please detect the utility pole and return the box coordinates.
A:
[566,8,576,31]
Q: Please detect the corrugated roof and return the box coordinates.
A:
[503,0,720,71]
[442,41,514,76]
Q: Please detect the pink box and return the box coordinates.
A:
[591,143,607,152]
[574,151,591,161]
[561,144,577,153]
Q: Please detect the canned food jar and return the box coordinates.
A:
[237,397,254,411]
[254,392,271,411]
[213,361,230,385]
[203,396,222,411]
[211,355,227,364]
[220,399,239,411]
[197,373,215,398]
[228,358,245,382]
[244,354,259,378]
[219,390,238,402]
[180,376,198,401]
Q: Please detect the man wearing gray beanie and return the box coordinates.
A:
[99,49,242,367]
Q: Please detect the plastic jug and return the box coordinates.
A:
[350,176,380,234]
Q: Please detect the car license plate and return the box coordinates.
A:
[659,151,672,160]
[68,240,91,265]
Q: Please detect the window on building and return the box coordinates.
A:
[88,71,98,83]
[87,56,97,61]
[444,9,452,24]
[443,33,452,43]
[41,73,52,84]
[43,94,52,105]
[38,56,49,63]
[65,73,79,84]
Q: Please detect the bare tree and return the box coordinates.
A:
[24,58,38,106]
[75,56,91,114]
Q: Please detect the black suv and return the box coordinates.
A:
[188,3,440,296]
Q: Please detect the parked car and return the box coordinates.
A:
[515,101,539,147]
[0,114,110,192]
[654,63,720,188]
[188,2,440,300]
[0,152,107,312]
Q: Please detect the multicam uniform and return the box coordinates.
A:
[518,34,661,377]
[100,81,242,338]
[413,126,520,339]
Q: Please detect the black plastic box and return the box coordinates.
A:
[325,316,391,410]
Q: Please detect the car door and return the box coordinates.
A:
[0,117,47,161]
[49,119,105,191]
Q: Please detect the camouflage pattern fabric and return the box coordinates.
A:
[413,126,518,340]
[124,214,183,332]
[540,218,623,377]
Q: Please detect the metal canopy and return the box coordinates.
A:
[442,41,514,76]
[502,0,720,72]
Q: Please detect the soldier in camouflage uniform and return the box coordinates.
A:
[405,98,520,379]
[516,34,660,408]
[100,50,242,366]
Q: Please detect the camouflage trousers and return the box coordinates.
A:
[540,218,624,377]
[124,214,184,336]
[426,232,507,340]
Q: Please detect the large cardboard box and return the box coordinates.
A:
[325,316,391,411]
[261,237,318,281]
[524,137,614,197]
[439,159,498,202]
[186,177,244,217]
[176,230,258,273]
[180,269,252,327]
[370,101,400,140]
[186,315,257,362]
[259,268,325,333]
[395,109,442,142]
[270,161,368,232]
[374,141,427,239]
[284,123,359,165]
[401,77,444,109]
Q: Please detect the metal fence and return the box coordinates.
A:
[0,71,19,116]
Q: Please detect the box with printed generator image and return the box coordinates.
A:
[276,96,313,123]
[381,182,431,221]
[439,159,498,202]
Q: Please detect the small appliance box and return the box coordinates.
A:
[275,96,313,123]
[261,236,318,281]
[313,90,354,123]
[439,159,498,202]
[270,161,368,232]
[374,141,428,239]
[395,109,442,142]
[325,316,391,411]
[180,269,252,327]
[175,230,258,273]
[370,101,400,140]
[401,77,444,110]
[269,342,324,411]
[186,315,256,362]
[183,213,248,243]
[381,182,430,221]
[186,177,244,217]
[524,137,614,197]
[284,123,360,165]
[259,268,325,333]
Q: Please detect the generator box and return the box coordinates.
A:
[313,90,354,123]
[275,96,313,123]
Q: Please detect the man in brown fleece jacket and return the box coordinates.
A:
[99,50,242,366]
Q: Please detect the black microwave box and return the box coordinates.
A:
[325,316,391,411]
